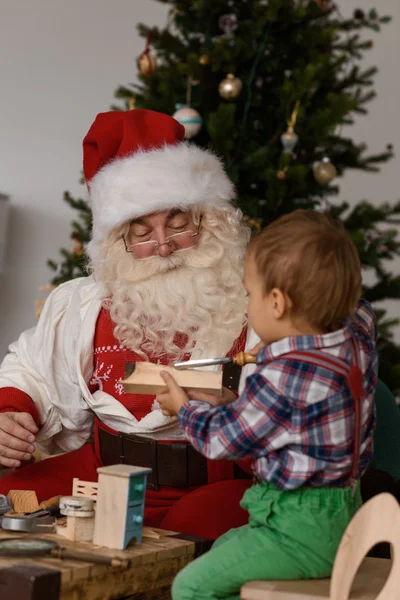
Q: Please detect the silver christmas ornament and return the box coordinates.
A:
[281,130,299,153]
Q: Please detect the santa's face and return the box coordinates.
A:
[124,210,201,260]
[92,206,249,360]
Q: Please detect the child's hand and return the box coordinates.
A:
[188,387,237,407]
[158,372,190,416]
[248,342,264,356]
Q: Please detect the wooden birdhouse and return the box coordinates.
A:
[93,464,151,550]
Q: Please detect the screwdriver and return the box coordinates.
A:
[24,495,62,518]
[174,351,257,370]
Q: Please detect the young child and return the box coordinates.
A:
[157,209,377,600]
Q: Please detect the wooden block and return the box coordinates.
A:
[8,490,39,513]
[121,362,223,396]
[93,474,130,550]
[0,564,61,600]
[56,515,95,543]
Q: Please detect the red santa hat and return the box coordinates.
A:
[83,109,236,260]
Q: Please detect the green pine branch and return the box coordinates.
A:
[48,0,400,393]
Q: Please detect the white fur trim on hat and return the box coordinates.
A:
[87,142,236,261]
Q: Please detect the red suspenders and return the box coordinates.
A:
[282,340,363,494]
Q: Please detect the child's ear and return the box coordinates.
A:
[270,288,287,320]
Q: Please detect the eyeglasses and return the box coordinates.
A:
[123,223,201,260]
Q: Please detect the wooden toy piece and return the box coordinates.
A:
[56,516,95,543]
[330,492,400,600]
[240,493,399,600]
[7,490,39,513]
[93,464,151,550]
[122,361,223,396]
[72,478,98,503]
[56,496,95,543]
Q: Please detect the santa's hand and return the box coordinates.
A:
[0,412,38,468]
[188,387,236,407]
[158,372,189,416]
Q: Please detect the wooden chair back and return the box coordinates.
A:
[72,478,98,503]
[241,492,398,600]
[330,492,400,599]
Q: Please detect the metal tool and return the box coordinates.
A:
[174,351,257,370]
[1,513,57,533]
[0,537,130,568]
[24,495,62,518]
[0,495,12,516]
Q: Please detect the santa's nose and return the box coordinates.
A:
[157,240,174,257]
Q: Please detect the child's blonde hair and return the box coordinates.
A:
[247,210,362,332]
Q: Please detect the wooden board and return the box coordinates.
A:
[240,557,392,600]
[0,526,195,600]
[121,362,223,396]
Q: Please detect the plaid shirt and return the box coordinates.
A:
[178,300,378,490]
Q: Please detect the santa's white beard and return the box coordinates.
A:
[99,233,248,362]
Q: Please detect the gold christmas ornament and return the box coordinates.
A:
[128,96,136,111]
[313,0,332,11]
[137,29,156,76]
[137,52,157,76]
[276,169,287,181]
[313,158,337,184]
[243,215,262,234]
[199,55,209,65]
[219,73,242,100]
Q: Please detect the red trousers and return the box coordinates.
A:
[0,444,251,540]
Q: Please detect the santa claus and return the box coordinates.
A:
[0,109,257,539]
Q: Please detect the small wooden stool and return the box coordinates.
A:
[241,493,400,600]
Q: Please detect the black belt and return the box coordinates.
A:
[98,427,252,491]
[98,427,208,490]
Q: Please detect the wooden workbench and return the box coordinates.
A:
[0,526,198,600]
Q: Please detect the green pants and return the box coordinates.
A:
[172,481,361,600]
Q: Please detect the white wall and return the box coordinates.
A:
[338,0,400,339]
[0,0,399,360]
[0,0,169,359]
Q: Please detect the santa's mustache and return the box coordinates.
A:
[111,234,224,285]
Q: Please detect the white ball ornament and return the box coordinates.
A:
[173,104,202,139]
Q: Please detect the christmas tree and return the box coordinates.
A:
[48,0,400,394]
